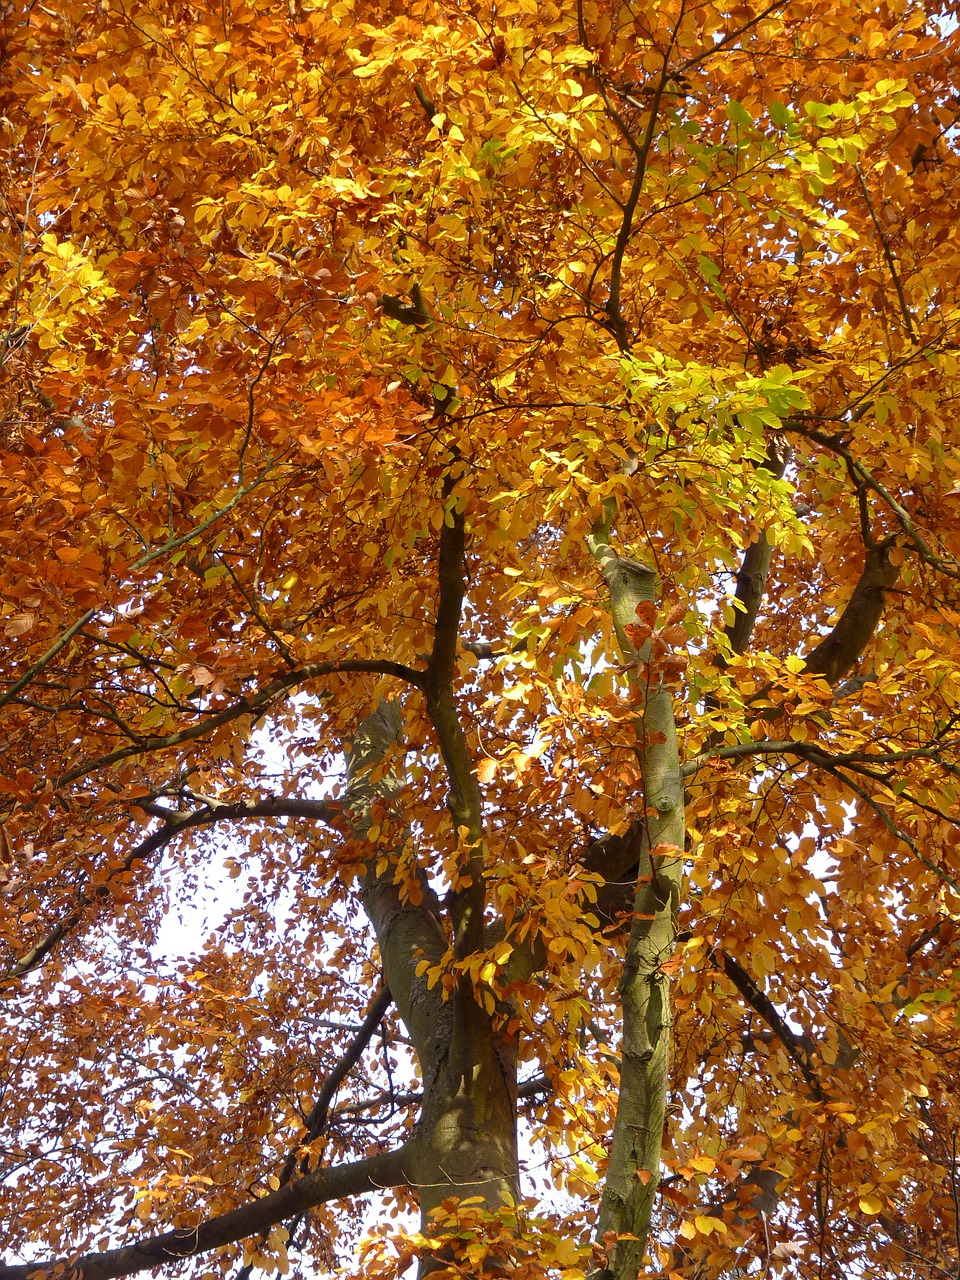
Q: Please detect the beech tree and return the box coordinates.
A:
[2,0,960,1277]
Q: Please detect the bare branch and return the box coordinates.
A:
[0,1147,409,1280]
[227,986,396,1280]
[710,946,822,1098]
[785,420,960,580]
[51,658,425,794]
[675,0,787,73]
[279,985,394,1186]
[0,606,98,713]
[833,771,960,898]
[0,796,343,986]
[0,471,279,715]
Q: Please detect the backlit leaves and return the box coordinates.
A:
[0,0,959,1276]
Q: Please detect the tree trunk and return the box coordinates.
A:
[588,515,685,1280]
[345,699,519,1270]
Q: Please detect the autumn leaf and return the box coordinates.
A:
[3,613,35,638]
[0,4,958,1280]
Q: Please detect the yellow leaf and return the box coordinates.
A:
[695,1215,727,1236]
[477,757,497,784]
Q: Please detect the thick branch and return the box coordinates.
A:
[723,441,789,657]
[345,701,449,1066]
[580,817,648,929]
[683,736,959,779]
[725,535,776,656]
[606,10,691,351]
[603,65,671,351]
[331,1071,550,1122]
[587,511,684,1280]
[381,282,431,327]
[802,542,900,683]
[279,985,394,1186]
[425,481,484,959]
[132,796,343,848]
[346,700,519,1225]
[427,482,468,692]
[0,1147,409,1280]
[709,947,822,1098]
[461,635,530,661]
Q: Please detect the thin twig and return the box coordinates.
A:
[854,164,918,343]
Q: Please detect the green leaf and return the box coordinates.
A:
[726,100,753,128]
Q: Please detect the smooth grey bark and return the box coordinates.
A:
[412,491,520,1235]
[346,676,518,1256]
[587,508,685,1280]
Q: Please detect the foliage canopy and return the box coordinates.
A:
[2,0,960,1276]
